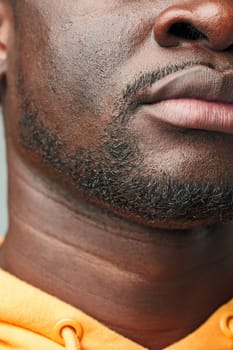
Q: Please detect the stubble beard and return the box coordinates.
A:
[17,66,233,229]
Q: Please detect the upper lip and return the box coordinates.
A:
[141,65,233,105]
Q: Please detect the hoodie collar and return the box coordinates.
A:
[0,268,232,350]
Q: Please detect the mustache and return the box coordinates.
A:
[122,60,213,105]
[112,60,213,125]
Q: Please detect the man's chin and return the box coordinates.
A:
[78,172,233,231]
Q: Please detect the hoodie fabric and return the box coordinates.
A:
[0,241,233,350]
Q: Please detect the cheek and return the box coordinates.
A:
[49,18,137,109]
[16,25,129,150]
[40,1,156,117]
[13,1,154,152]
[13,5,117,150]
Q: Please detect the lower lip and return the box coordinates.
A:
[143,99,233,134]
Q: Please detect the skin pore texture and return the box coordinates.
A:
[0,0,233,349]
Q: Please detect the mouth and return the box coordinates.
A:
[140,65,233,134]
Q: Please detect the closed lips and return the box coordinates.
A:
[141,66,233,134]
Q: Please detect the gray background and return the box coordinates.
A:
[0,115,7,236]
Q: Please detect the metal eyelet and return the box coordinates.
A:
[54,318,84,344]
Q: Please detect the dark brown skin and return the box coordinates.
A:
[0,1,233,349]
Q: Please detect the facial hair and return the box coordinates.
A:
[18,62,233,229]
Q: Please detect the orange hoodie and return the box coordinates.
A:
[0,240,232,350]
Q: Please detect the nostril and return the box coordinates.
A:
[224,42,233,52]
[168,22,207,41]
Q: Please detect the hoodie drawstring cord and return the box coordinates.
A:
[61,326,81,350]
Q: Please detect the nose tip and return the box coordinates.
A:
[154,0,233,51]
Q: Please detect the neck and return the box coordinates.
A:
[1,156,233,350]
